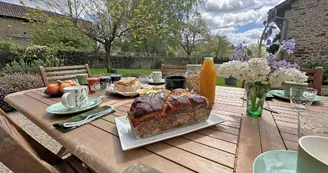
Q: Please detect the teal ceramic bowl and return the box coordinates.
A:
[253,150,297,173]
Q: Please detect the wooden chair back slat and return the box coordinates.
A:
[307,75,315,81]
[46,69,88,76]
[44,65,87,71]
[301,67,323,95]
[40,64,91,86]
[50,75,80,81]
[161,64,186,78]
[0,110,54,173]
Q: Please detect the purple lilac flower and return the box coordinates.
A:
[263,23,277,41]
[281,38,296,54]
[266,39,272,45]
[268,53,275,64]
[269,59,300,71]
[229,43,247,61]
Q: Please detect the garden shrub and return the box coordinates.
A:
[0,41,23,69]
[57,50,90,66]
[151,56,164,69]
[302,62,328,84]
[23,45,58,64]
[0,73,43,112]
[5,57,61,74]
[111,56,136,69]
[4,45,61,74]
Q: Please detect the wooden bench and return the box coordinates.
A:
[0,108,94,173]
[39,64,91,86]
[301,67,323,95]
[160,64,186,78]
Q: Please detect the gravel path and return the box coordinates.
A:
[0,111,62,173]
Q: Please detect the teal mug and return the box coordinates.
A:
[283,81,308,97]
[297,136,328,173]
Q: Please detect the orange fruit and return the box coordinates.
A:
[46,84,60,93]
[59,83,71,93]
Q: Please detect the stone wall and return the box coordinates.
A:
[283,0,328,64]
[0,17,33,46]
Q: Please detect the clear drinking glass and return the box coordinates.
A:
[138,75,149,85]
[298,110,328,138]
[290,87,317,111]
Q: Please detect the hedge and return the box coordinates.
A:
[0,73,44,112]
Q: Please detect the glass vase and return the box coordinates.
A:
[245,83,271,117]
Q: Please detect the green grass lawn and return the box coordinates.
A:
[91,68,242,87]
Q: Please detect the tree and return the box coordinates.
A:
[196,35,232,59]
[31,0,201,72]
[208,35,231,59]
[179,16,210,57]
[28,14,94,51]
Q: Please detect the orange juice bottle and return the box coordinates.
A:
[200,57,216,104]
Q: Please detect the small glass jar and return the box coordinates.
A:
[110,74,121,83]
[185,64,202,92]
[100,76,111,90]
[87,77,100,93]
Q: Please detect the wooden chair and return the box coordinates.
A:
[0,108,94,173]
[39,64,91,86]
[161,64,186,78]
[301,67,323,95]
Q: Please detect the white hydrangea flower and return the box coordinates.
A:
[269,68,308,87]
[217,58,307,86]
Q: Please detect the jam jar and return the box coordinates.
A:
[99,76,111,90]
[87,77,100,93]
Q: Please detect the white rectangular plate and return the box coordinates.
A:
[115,112,226,151]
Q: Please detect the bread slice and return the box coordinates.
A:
[115,77,140,92]
[128,89,211,139]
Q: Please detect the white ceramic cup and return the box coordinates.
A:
[61,86,88,110]
[296,136,328,173]
[150,71,162,83]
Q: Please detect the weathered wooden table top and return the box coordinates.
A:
[4,86,328,173]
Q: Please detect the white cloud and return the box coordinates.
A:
[203,9,259,29]
[220,26,280,45]
[211,27,237,35]
[200,0,285,46]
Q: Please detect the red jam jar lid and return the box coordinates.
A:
[87,77,100,81]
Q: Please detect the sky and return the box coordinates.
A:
[1,0,284,45]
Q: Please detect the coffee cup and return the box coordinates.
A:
[150,71,162,83]
[165,76,186,91]
[61,86,88,110]
[296,136,328,173]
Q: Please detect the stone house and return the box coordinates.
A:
[272,0,328,64]
[0,2,91,47]
[0,2,35,46]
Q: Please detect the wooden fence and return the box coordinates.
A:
[86,54,228,69]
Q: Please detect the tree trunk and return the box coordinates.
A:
[187,51,192,58]
[104,41,112,73]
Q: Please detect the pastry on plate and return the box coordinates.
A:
[114,77,141,92]
[127,89,211,139]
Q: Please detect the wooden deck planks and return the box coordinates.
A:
[92,119,233,173]
[102,110,237,166]
[235,116,262,173]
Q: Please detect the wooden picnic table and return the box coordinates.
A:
[4,86,328,173]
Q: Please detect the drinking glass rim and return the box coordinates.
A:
[290,87,318,92]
